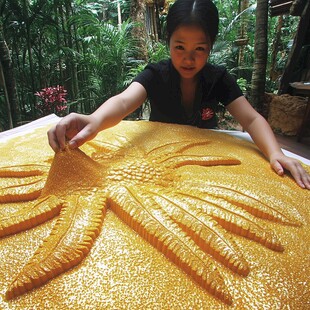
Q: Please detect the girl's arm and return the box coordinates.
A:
[226,96,310,189]
[48,82,147,151]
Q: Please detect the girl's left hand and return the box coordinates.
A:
[270,153,310,189]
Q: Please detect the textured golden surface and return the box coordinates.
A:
[0,120,309,309]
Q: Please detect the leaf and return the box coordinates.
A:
[0,178,45,202]
[109,185,232,305]
[176,190,284,252]
[6,194,106,300]
[0,164,49,202]
[148,187,250,276]
[198,184,302,226]
[0,195,62,238]
[0,164,48,177]
[158,154,241,168]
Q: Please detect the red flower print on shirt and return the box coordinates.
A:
[201,108,214,120]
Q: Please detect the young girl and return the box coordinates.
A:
[48,0,310,189]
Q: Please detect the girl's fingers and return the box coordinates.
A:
[271,157,310,190]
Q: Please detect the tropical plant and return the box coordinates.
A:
[72,15,139,111]
[124,40,169,87]
[0,0,301,131]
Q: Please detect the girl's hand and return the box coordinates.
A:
[270,152,310,189]
[47,113,101,152]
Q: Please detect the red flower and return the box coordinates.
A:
[201,108,214,120]
[35,85,68,116]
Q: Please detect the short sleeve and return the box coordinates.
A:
[214,69,243,106]
[133,63,161,98]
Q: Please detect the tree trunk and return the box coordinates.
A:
[130,0,148,60]
[237,0,249,71]
[0,26,19,128]
[269,15,283,82]
[250,0,268,115]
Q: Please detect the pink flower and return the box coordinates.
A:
[35,85,68,116]
[201,108,214,120]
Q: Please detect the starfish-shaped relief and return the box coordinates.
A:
[0,134,302,305]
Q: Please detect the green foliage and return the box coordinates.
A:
[77,18,139,107]
[124,40,169,87]
[0,0,301,129]
[236,77,248,93]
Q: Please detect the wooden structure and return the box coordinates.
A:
[145,0,159,41]
[145,0,168,41]
[269,0,294,16]
[269,0,310,94]
[270,0,310,141]
[269,0,306,17]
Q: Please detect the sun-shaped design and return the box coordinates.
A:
[0,128,302,305]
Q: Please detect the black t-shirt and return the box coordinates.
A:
[133,59,243,128]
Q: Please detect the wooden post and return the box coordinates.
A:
[278,1,310,94]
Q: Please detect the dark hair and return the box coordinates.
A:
[166,0,219,47]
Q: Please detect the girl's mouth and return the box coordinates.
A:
[181,67,195,71]
[180,67,196,75]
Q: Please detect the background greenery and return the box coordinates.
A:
[0,0,299,130]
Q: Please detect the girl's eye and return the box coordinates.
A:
[196,46,207,52]
[175,45,184,50]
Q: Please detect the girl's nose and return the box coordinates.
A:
[184,51,195,62]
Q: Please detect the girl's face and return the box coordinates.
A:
[169,25,211,81]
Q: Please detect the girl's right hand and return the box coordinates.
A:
[47,113,101,152]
